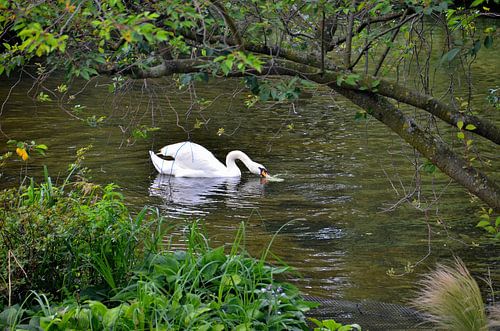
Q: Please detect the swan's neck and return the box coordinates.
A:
[226,151,253,176]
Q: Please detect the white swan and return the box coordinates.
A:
[149,141,269,178]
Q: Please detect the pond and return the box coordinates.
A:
[0,60,499,306]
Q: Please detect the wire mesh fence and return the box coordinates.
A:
[304,296,432,330]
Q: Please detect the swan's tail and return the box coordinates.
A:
[149,151,175,175]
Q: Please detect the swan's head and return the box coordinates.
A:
[249,162,269,178]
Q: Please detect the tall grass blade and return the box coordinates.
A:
[92,245,117,290]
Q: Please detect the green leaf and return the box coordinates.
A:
[457,132,465,139]
[259,85,270,101]
[309,317,323,327]
[470,0,484,7]
[213,55,226,62]
[221,64,230,76]
[354,111,367,121]
[80,69,90,80]
[495,216,500,227]
[180,74,193,85]
[423,161,436,174]
[322,319,342,329]
[465,124,476,130]
[485,226,496,234]
[457,120,464,129]
[441,48,460,63]
[344,74,360,86]
[156,30,169,42]
[336,76,344,86]
[223,58,234,71]
[484,35,493,48]
[476,220,490,228]
[471,39,481,56]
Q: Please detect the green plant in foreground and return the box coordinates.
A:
[309,318,361,331]
[412,258,499,331]
[0,172,161,307]
[1,220,318,330]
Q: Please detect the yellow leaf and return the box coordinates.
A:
[122,30,132,42]
[36,45,44,57]
[66,0,76,13]
[16,148,29,161]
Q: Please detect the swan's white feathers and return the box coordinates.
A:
[150,141,267,178]
[160,142,226,173]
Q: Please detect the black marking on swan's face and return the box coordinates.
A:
[156,152,175,161]
[259,167,269,178]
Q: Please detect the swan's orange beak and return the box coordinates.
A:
[260,169,269,178]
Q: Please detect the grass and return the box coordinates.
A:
[412,258,489,331]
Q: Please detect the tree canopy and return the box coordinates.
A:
[0,0,499,210]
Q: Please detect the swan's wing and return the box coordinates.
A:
[161,142,226,173]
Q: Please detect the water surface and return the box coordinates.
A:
[0,59,499,305]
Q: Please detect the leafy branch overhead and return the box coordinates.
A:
[0,0,499,209]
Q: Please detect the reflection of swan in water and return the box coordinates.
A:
[149,174,267,217]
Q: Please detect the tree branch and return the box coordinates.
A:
[126,55,500,146]
[335,88,500,210]
[328,11,406,51]
[209,0,244,49]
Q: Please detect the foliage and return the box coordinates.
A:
[0,202,318,330]
[4,0,493,82]
[0,0,192,77]
[310,318,361,331]
[244,76,306,102]
[6,139,47,161]
[131,125,160,140]
[27,223,315,330]
[214,51,263,75]
[0,173,160,307]
[476,208,500,239]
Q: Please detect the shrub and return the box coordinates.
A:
[1,221,317,330]
[0,174,161,307]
